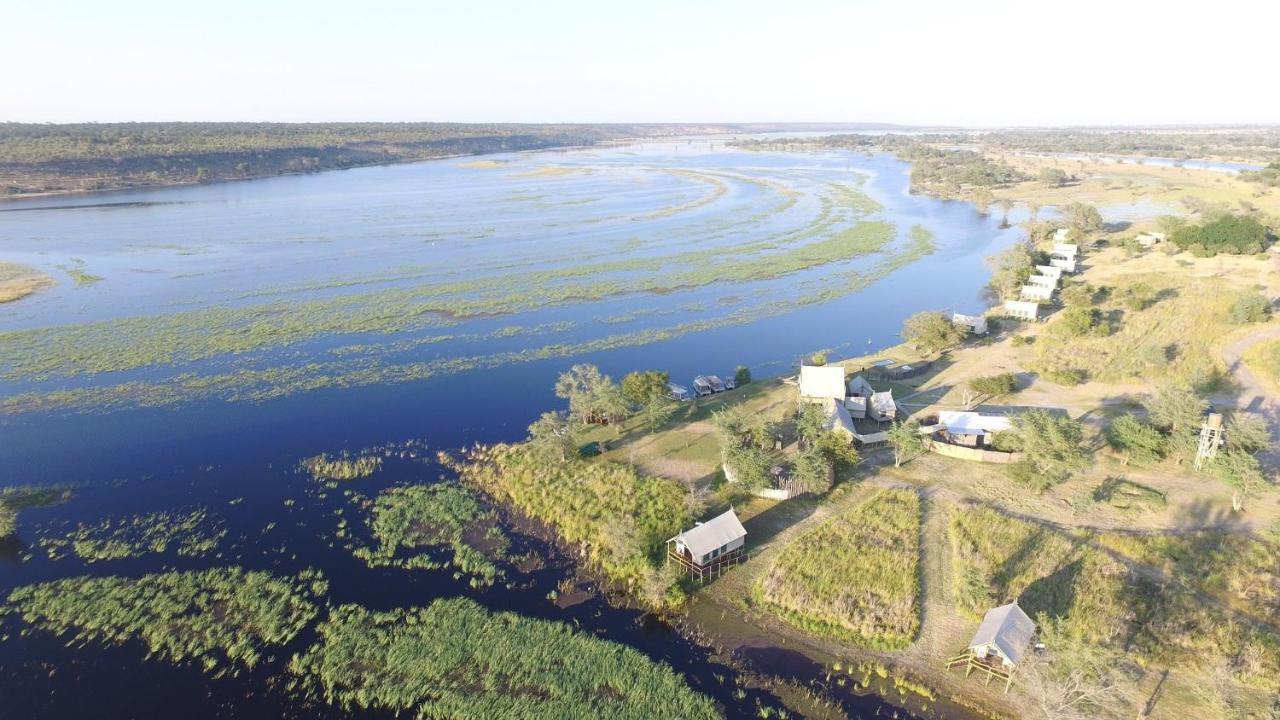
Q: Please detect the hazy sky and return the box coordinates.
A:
[3,0,1276,126]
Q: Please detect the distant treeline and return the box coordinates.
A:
[0,122,761,196]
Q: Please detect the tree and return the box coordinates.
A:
[1227,291,1271,324]
[1207,449,1269,512]
[1008,410,1088,489]
[972,186,995,214]
[620,369,670,407]
[887,419,927,467]
[1022,617,1131,720]
[1105,414,1164,466]
[527,410,579,464]
[1038,167,1068,187]
[987,242,1035,300]
[1063,202,1103,237]
[790,448,834,496]
[1226,413,1270,453]
[1155,215,1187,236]
[1122,282,1157,311]
[1144,385,1207,462]
[1171,214,1269,255]
[734,366,751,387]
[810,351,828,366]
[555,364,627,425]
[902,311,966,354]
[996,197,1014,228]
[1054,306,1105,337]
[638,397,677,433]
[969,373,1018,400]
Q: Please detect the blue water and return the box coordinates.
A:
[0,140,1019,719]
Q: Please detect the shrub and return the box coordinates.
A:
[1010,334,1034,347]
[1106,415,1165,466]
[0,499,15,537]
[734,365,751,386]
[1007,409,1089,488]
[1055,306,1103,337]
[1172,214,1270,255]
[810,351,828,366]
[901,311,966,354]
[1044,367,1086,386]
[1123,282,1158,311]
[1227,291,1271,324]
[968,373,1018,398]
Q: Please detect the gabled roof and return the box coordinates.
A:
[670,508,747,557]
[969,602,1036,665]
[848,374,876,397]
[822,397,856,436]
[799,365,847,400]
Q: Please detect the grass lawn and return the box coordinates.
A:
[756,487,921,649]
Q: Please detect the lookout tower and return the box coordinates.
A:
[1194,412,1225,471]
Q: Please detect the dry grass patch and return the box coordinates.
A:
[0,261,54,303]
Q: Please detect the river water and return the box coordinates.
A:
[0,140,1020,719]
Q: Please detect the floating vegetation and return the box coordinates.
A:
[0,261,54,303]
[352,482,511,586]
[300,453,382,481]
[288,598,719,719]
[4,567,326,675]
[39,507,226,562]
[758,488,921,649]
[0,485,73,539]
[55,258,103,286]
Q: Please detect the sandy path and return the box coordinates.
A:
[1222,323,1280,469]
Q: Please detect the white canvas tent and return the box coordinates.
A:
[1004,300,1039,321]
[1049,256,1077,273]
[952,313,988,335]
[1034,264,1062,279]
[967,602,1036,668]
[1020,284,1053,301]
[938,411,1012,436]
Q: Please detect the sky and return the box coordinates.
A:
[2,0,1276,127]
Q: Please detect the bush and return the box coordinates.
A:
[1123,282,1158,311]
[1007,409,1089,489]
[734,365,751,386]
[902,311,966,354]
[1055,306,1104,337]
[1010,334,1034,347]
[0,499,15,537]
[968,373,1018,398]
[1106,415,1165,466]
[1227,291,1271,324]
[1172,214,1270,255]
[1044,367,1086,386]
[810,351,828,366]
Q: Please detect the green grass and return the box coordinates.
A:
[39,507,226,562]
[950,506,1280,693]
[4,567,326,676]
[288,597,719,720]
[300,453,382,481]
[447,444,692,602]
[1242,337,1280,387]
[351,482,511,586]
[757,488,921,649]
[0,485,73,538]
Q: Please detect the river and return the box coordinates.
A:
[0,139,1020,719]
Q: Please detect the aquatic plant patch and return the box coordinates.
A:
[352,482,511,586]
[300,453,382,481]
[4,567,326,676]
[40,507,227,562]
[758,488,921,649]
[288,598,720,720]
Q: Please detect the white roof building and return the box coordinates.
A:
[1049,257,1077,273]
[1034,264,1062,279]
[1051,242,1078,259]
[938,411,1013,436]
[1020,284,1053,301]
[1026,274,1058,289]
[1136,231,1167,247]
[1004,300,1040,321]
[848,374,876,398]
[799,365,846,401]
[952,313,989,335]
[967,602,1037,668]
[821,397,857,440]
[1053,227,1071,244]
[668,508,747,565]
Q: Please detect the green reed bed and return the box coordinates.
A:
[300,453,382,481]
[4,567,326,675]
[40,507,226,562]
[288,597,720,720]
[757,488,921,649]
[1,224,937,415]
[352,483,511,587]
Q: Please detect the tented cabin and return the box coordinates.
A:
[821,397,857,442]
[946,602,1037,692]
[952,313,988,335]
[666,508,748,581]
[1136,231,1167,247]
[1052,242,1078,259]
[1026,274,1057,289]
[869,390,897,422]
[693,375,726,397]
[1004,300,1040,321]
[1020,284,1053,301]
[798,365,847,402]
[1053,227,1071,244]
[668,382,691,401]
[1048,256,1077,273]
[1034,264,1062,280]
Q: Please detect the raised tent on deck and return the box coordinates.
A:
[666,508,748,581]
[946,602,1037,692]
[799,365,847,401]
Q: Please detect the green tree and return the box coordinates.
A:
[1123,282,1157,311]
[968,373,1018,399]
[902,311,966,354]
[986,242,1035,300]
[638,397,676,433]
[1105,415,1164,466]
[1063,202,1103,237]
[1226,413,1270,453]
[1008,410,1088,490]
[555,364,627,425]
[526,411,579,464]
[734,366,751,387]
[1054,306,1105,337]
[1227,291,1271,324]
[810,351,828,366]
[1038,167,1068,187]
[790,448,833,496]
[620,370,670,407]
[1144,386,1207,463]
[1207,449,1269,511]
[887,419,927,467]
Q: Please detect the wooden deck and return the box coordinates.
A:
[945,650,1017,692]
[666,545,747,582]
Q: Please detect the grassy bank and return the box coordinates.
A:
[0,261,53,303]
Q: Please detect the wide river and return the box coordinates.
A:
[0,139,1020,719]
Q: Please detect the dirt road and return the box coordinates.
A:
[1222,324,1280,469]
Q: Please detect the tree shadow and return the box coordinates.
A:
[1019,557,1085,620]
[735,498,819,547]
